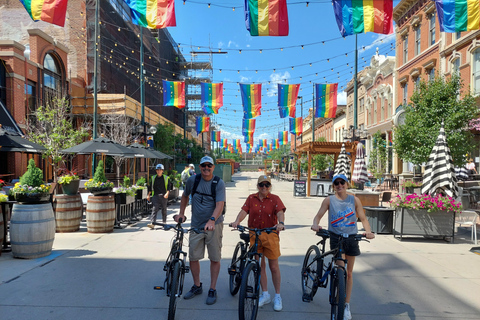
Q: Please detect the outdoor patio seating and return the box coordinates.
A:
[455,210,478,244]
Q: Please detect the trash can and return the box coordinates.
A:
[364,206,394,234]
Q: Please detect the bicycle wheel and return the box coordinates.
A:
[229,242,246,296]
[168,260,181,320]
[301,245,321,302]
[238,262,260,320]
[330,266,346,320]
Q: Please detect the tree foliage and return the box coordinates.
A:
[368,131,387,179]
[26,97,89,182]
[394,74,478,166]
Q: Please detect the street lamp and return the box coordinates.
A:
[148,125,157,135]
[343,125,368,142]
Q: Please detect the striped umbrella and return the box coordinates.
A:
[352,142,369,183]
[421,122,458,198]
[334,143,351,180]
[455,166,469,181]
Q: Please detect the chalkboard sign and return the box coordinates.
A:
[293,180,307,197]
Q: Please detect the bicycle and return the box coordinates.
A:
[153,217,202,320]
[228,224,278,320]
[301,229,369,320]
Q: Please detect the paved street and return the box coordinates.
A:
[1,171,479,320]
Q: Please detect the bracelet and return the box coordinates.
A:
[279,221,284,225]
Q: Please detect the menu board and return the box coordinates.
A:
[293,180,306,197]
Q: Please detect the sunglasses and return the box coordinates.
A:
[258,182,271,188]
[333,180,346,186]
[200,163,213,168]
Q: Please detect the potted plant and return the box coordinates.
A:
[167,170,181,203]
[10,159,55,259]
[402,181,423,194]
[133,176,147,200]
[58,170,80,195]
[115,176,135,204]
[11,159,51,204]
[0,194,7,203]
[390,193,462,241]
[84,161,114,195]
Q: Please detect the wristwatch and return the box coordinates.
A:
[210,217,216,221]
[279,222,284,225]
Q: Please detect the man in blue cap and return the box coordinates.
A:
[147,164,170,228]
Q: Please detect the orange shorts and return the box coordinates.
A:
[249,231,281,260]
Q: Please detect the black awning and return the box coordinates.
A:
[0,100,23,135]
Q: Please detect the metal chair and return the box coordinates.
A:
[315,184,324,197]
[455,210,478,244]
[380,192,392,207]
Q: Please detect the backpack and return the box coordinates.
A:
[181,169,190,183]
[191,174,226,215]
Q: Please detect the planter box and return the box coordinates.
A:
[135,189,147,200]
[115,193,135,205]
[168,188,179,203]
[364,206,394,234]
[394,208,456,241]
[61,179,80,195]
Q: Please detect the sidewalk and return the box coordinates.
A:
[0,172,479,320]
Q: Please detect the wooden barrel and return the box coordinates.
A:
[10,203,55,259]
[86,194,115,233]
[53,194,83,232]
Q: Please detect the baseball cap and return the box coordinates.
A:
[257,175,271,184]
[200,156,214,165]
[155,164,164,170]
[189,163,194,168]
[332,174,348,184]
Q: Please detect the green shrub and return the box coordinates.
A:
[93,160,107,183]
[136,177,146,186]
[122,176,131,188]
[19,159,44,187]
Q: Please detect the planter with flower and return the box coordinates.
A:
[85,161,114,195]
[167,170,181,203]
[115,176,135,204]
[401,180,423,194]
[390,193,462,241]
[10,159,55,259]
[133,177,147,200]
[58,172,80,195]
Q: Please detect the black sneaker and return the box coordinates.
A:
[206,289,217,305]
[184,283,202,300]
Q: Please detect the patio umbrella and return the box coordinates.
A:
[126,142,163,159]
[61,137,135,156]
[421,122,458,198]
[334,143,351,180]
[149,148,173,160]
[455,166,469,181]
[0,131,46,153]
[352,142,368,183]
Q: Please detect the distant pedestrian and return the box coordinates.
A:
[311,174,375,320]
[147,164,170,228]
[176,156,226,305]
[466,159,477,175]
[230,175,286,312]
[181,164,191,188]
[189,163,196,176]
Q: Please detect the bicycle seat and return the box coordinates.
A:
[316,229,330,238]
[240,232,250,242]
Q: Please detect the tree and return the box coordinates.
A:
[26,97,90,182]
[394,74,479,167]
[312,137,334,173]
[368,131,387,179]
[153,122,176,155]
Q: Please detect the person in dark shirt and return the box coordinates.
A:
[147,164,170,228]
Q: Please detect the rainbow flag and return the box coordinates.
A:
[245,0,289,36]
[242,119,256,135]
[19,0,68,27]
[315,83,338,118]
[289,117,303,135]
[124,0,176,29]
[211,131,221,142]
[434,0,480,32]
[240,83,262,119]
[278,131,288,145]
[244,132,254,144]
[221,139,228,149]
[278,84,300,118]
[233,139,241,150]
[201,82,223,115]
[195,117,210,134]
[332,0,393,37]
[163,80,185,108]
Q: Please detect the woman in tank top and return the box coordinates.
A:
[311,174,375,320]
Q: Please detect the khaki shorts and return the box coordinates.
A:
[189,223,223,261]
[249,231,281,260]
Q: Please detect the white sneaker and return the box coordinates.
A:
[344,303,352,320]
[258,293,271,307]
[273,295,282,311]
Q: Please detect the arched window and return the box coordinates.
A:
[473,48,480,95]
[43,53,64,97]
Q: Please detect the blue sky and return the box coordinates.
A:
[168,0,398,150]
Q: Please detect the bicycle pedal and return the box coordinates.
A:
[228,267,236,275]
[302,294,313,302]
[154,286,165,290]
[184,266,190,273]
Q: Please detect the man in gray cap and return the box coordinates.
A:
[176,156,226,305]
[147,164,170,228]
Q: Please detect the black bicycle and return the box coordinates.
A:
[301,229,369,320]
[228,225,278,320]
[153,217,202,320]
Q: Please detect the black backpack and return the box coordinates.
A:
[191,175,226,215]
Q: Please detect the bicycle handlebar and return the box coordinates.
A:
[229,224,279,234]
[153,222,203,234]
[315,229,371,242]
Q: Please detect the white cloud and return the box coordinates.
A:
[337,91,347,105]
[228,40,238,48]
[362,33,396,52]
[240,76,250,83]
[267,72,291,97]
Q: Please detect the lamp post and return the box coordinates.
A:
[343,125,367,142]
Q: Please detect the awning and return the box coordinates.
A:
[0,100,23,135]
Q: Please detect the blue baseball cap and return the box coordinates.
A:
[332,174,348,184]
[155,164,164,170]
